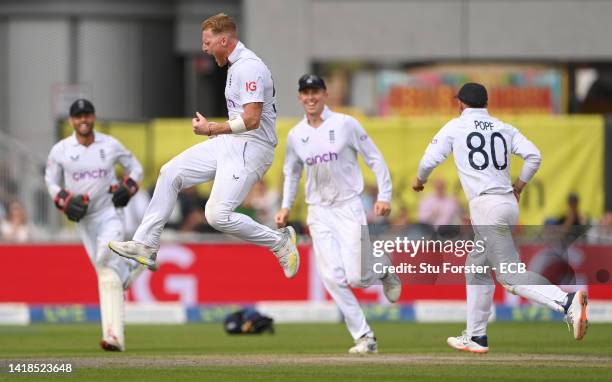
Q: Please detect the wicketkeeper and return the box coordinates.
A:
[44,99,145,351]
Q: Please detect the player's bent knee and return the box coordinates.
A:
[159,162,184,191]
[204,204,230,231]
[496,275,520,294]
[320,274,348,290]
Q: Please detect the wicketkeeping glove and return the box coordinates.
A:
[109,177,139,207]
[54,189,89,222]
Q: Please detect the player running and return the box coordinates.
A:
[108,13,299,278]
[275,74,401,354]
[413,83,588,353]
[44,99,145,352]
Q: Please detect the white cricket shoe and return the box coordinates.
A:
[447,331,489,354]
[381,271,402,303]
[565,290,588,340]
[109,240,158,271]
[272,226,300,279]
[100,336,124,352]
[349,335,378,355]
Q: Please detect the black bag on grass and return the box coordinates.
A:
[224,308,274,335]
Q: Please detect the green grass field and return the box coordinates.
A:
[1,322,611,381]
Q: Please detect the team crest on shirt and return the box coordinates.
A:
[70,154,79,161]
[99,149,106,161]
[301,136,310,144]
[329,130,335,143]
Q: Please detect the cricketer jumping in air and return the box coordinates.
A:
[108,13,300,279]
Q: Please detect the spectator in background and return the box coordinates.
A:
[387,205,411,235]
[0,200,31,242]
[246,180,279,227]
[587,211,612,244]
[558,193,586,227]
[417,179,462,227]
[556,193,588,244]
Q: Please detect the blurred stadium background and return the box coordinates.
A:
[1,0,612,328]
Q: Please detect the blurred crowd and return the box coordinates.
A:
[0,199,31,242]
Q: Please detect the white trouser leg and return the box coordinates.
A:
[466,284,495,336]
[335,198,371,288]
[133,139,218,249]
[78,208,132,285]
[204,138,282,249]
[98,267,125,350]
[309,202,372,340]
[465,240,495,336]
[78,209,130,349]
[470,194,568,314]
[134,136,282,249]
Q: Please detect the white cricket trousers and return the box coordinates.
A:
[308,197,373,340]
[134,135,283,249]
[466,193,568,336]
[77,207,132,284]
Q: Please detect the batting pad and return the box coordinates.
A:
[98,267,125,351]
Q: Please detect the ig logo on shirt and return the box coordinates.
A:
[246,81,257,93]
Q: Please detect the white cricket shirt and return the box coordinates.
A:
[44,131,143,215]
[281,106,392,208]
[225,41,277,147]
[418,108,541,201]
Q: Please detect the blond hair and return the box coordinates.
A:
[201,13,237,35]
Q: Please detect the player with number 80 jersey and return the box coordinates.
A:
[413,83,588,354]
[417,102,540,201]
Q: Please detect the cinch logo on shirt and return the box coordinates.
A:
[305,152,339,166]
[72,169,109,181]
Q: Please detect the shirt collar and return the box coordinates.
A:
[70,130,101,146]
[320,105,333,120]
[302,105,333,126]
[228,41,246,65]
[461,108,489,117]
